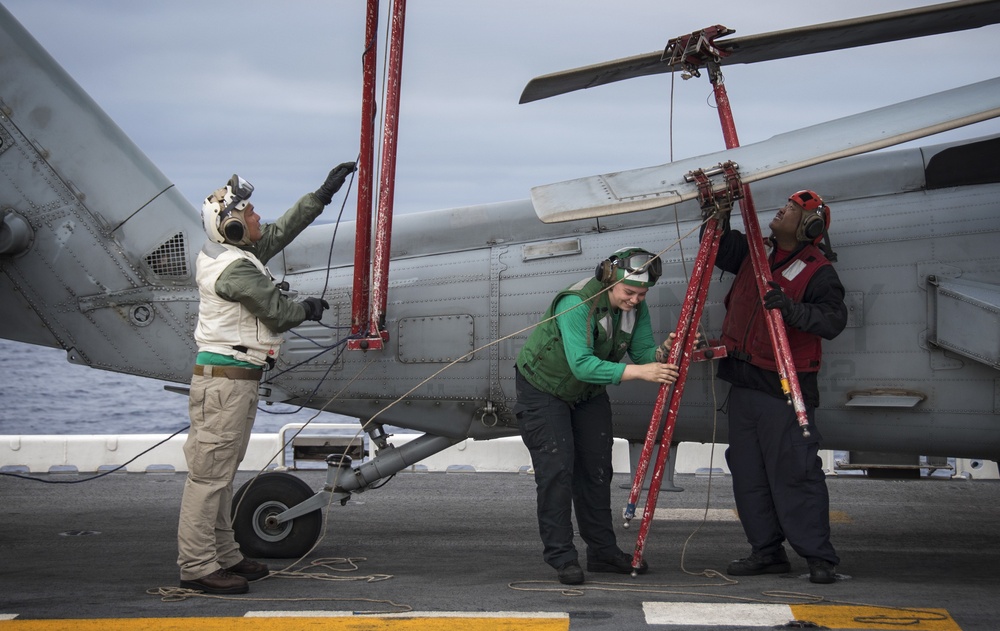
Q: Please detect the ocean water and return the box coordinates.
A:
[1,340,963,477]
[0,338,348,435]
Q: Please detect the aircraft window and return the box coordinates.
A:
[144,233,189,278]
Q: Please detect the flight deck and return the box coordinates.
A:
[2,468,998,630]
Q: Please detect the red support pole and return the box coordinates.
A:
[368,0,406,343]
[628,211,724,572]
[350,0,379,339]
[627,163,738,571]
[709,67,811,435]
[625,179,722,525]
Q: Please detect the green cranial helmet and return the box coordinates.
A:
[596,247,661,288]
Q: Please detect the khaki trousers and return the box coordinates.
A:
[177,374,258,580]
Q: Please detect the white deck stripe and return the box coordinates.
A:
[652,508,739,521]
[643,602,794,626]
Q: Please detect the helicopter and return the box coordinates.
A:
[1,1,999,557]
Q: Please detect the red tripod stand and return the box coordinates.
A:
[624,29,812,575]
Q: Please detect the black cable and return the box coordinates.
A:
[257,341,351,416]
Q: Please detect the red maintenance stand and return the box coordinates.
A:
[625,27,813,576]
[349,0,408,353]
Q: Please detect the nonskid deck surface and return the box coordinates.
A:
[1,470,997,630]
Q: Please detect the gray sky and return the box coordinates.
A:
[5,0,1000,221]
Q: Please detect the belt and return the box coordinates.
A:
[193,364,263,381]
[729,349,753,363]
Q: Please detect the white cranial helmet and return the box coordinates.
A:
[202,174,254,245]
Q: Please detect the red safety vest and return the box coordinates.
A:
[720,243,831,373]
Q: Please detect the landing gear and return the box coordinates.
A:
[232,472,322,558]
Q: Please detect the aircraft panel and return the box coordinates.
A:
[297,249,499,414]
[0,187,199,379]
[0,4,178,231]
[930,277,1000,368]
[278,302,347,374]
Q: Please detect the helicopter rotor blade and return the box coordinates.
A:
[520,0,1000,104]
[530,76,1000,223]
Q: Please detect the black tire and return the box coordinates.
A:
[232,472,322,559]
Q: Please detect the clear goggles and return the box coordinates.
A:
[220,174,254,217]
[616,251,661,282]
[228,174,254,202]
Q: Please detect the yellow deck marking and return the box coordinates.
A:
[790,605,959,630]
[644,602,959,629]
[0,615,569,631]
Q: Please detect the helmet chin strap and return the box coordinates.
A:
[819,230,838,262]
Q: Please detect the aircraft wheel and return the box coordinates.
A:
[232,472,322,559]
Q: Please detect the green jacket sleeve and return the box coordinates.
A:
[216,259,307,333]
[245,193,325,264]
[627,304,659,365]
[554,294,627,385]
[214,191,326,333]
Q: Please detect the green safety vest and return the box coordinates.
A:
[517,277,637,403]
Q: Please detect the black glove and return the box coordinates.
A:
[655,336,673,364]
[314,161,357,205]
[763,281,794,317]
[300,297,330,321]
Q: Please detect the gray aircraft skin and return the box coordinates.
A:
[1,1,998,556]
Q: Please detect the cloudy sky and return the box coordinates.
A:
[5,0,1000,221]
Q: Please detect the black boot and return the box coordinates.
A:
[726,548,791,576]
[556,560,585,585]
[808,559,837,584]
[587,550,648,575]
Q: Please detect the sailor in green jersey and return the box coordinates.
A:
[515,247,681,585]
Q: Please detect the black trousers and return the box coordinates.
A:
[514,371,621,569]
[725,385,839,565]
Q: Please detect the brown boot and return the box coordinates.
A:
[179,568,249,594]
[225,557,270,581]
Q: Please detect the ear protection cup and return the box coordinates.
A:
[595,257,617,284]
[797,209,825,242]
[595,249,660,286]
[220,212,246,244]
[788,190,829,244]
